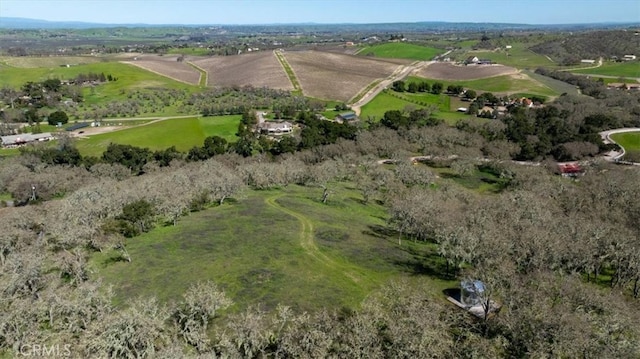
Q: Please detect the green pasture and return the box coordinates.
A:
[75,115,240,157]
[571,61,640,78]
[356,42,443,61]
[611,131,640,161]
[359,90,470,125]
[0,61,198,104]
[90,183,453,312]
[462,44,555,69]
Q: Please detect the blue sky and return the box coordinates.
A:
[1,0,639,25]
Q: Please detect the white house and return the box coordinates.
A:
[581,59,596,64]
[623,55,636,61]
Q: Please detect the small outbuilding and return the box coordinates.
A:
[335,112,358,123]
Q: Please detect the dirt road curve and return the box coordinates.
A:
[350,61,432,116]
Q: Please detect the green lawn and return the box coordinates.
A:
[356,42,443,61]
[611,131,640,162]
[572,61,640,78]
[90,183,453,312]
[75,115,240,157]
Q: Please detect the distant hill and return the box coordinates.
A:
[0,16,638,31]
[531,29,640,65]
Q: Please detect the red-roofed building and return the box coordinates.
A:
[557,163,584,177]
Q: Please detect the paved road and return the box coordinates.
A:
[600,128,640,164]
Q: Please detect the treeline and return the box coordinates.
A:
[531,30,639,65]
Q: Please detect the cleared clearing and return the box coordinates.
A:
[120,54,201,85]
[191,52,293,90]
[283,50,404,101]
[416,62,518,80]
[0,55,104,68]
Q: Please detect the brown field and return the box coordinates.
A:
[0,55,104,68]
[191,52,293,90]
[283,50,405,101]
[120,54,201,85]
[416,62,518,80]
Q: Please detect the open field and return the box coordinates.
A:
[611,131,640,161]
[416,62,518,80]
[460,43,556,69]
[0,61,198,103]
[0,55,106,68]
[359,90,470,124]
[191,52,293,90]
[572,61,640,78]
[356,42,443,61]
[74,115,240,157]
[409,73,559,98]
[283,50,404,101]
[120,54,202,85]
[90,183,452,311]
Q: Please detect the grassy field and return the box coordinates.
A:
[90,183,453,312]
[0,61,198,105]
[359,90,471,125]
[75,115,240,157]
[356,42,443,61]
[461,43,556,69]
[571,61,640,78]
[611,131,640,161]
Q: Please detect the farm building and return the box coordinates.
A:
[1,133,53,148]
[335,112,358,123]
[558,163,584,177]
[258,121,293,134]
[465,56,479,64]
[65,122,91,132]
[623,55,637,61]
[580,59,596,64]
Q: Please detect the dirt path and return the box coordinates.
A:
[350,60,431,116]
[69,115,198,138]
[264,195,363,284]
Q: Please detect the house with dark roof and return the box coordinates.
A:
[335,112,358,123]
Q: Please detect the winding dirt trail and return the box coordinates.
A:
[264,195,364,284]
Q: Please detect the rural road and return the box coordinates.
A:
[350,60,432,116]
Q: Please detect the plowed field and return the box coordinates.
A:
[121,54,201,85]
[416,62,518,81]
[283,51,405,101]
[191,52,293,90]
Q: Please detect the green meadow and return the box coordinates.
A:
[572,61,640,78]
[75,115,240,157]
[0,61,198,105]
[90,183,453,312]
[461,43,556,69]
[611,131,640,162]
[356,42,443,61]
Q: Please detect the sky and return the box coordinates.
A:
[0,0,639,25]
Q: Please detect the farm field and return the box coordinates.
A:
[571,61,640,78]
[461,43,556,69]
[359,90,469,124]
[356,42,443,61]
[74,115,240,157]
[283,50,404,101]
[0,55,105,68]
[0,61,198,103]
[90,183,452,311]
[412,73,559,98]
[191,51,293,90]
[416,62,518,80]
[611,131,640,162]
[120,54,202,85]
